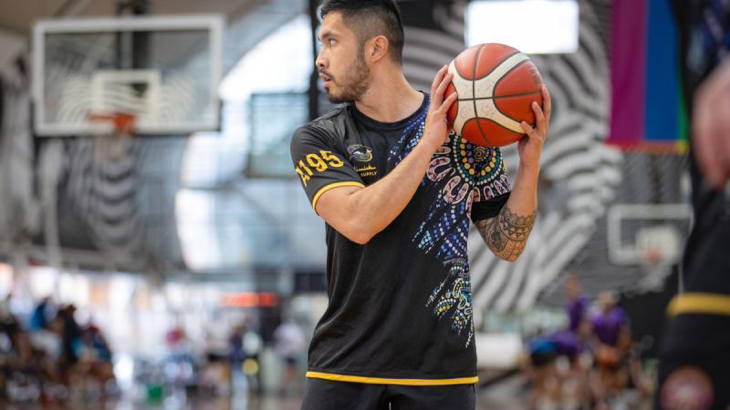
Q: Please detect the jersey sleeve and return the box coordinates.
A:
[290,126,365,212]
[469,146,512,222]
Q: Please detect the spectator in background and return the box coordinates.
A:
[164,325,197,390]
[551,275,592,407]
[566,275,589,334]
[592,292,630,357]
[228,323,246,374]
[29,314,63,371]
[0,295,20,350]
[526,276,591,409]
[0,298,21,400]
[228,321,263,397]
[241,323,263,396]
[29,296,54,332]
[58,304,82,367]
[273,317,306,397]
[590,291,631,409]
[525,331,559,409]
[551,275,591,360]
[82,324,112,363]
[77,324,116,398]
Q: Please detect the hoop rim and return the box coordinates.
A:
[87,112,138,136]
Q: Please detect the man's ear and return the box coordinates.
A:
[366,35,390,63]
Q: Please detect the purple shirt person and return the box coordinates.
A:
[565,275,589,333]
[551,330,581,357]
[567,296,589,333]
[551,275,590,357]
[591,292,629,347]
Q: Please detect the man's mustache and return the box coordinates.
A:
[319,69,336,82]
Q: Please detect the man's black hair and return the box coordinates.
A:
[320,0,405,65]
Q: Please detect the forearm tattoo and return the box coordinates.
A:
[476,206,536,261]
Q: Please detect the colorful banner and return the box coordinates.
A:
[608,0,688,152]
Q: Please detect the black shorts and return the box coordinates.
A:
[300,377,476,410]
[655,314,730,410]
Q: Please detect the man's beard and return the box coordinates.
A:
[325,52,370,103]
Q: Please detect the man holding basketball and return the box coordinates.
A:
[290,1,550,408]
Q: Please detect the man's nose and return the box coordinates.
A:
[316,50,326,69]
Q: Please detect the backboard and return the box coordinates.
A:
[32,15,224,136]
[607,203,692,266]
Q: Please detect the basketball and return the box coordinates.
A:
[445,43,544,147]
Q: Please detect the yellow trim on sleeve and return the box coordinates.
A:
[311,181,365,212]
[667,293,730,317]
[306,371,479,386]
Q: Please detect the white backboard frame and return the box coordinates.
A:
[32,15,224,136]
[607,203,692,265]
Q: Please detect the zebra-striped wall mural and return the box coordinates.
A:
[0,52,35,254]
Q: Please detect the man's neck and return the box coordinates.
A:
[354,68,424,123]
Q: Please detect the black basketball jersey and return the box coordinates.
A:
[289,93,510,385]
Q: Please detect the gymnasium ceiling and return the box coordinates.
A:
[0,0,270,35]
[0,0,307,75]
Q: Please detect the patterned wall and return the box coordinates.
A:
[0,53,34,254]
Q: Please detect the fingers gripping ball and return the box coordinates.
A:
[445,43,544,147]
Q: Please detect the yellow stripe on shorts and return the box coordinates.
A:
[306,371,479,386]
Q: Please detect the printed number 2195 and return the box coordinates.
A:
[295,150,344,187]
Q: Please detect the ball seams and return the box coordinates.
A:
[472,51,520,81]
[492,60,532,97]
[454,90,542,102]
[480,116,526,135]
[472,44,490,146]
[492,60,539,127]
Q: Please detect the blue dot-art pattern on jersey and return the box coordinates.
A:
[387,103,510,348]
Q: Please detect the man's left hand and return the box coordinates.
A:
[518,86,551,170]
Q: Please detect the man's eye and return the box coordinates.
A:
[329,38,336,46]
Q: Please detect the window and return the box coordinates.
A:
[466,0,579,54]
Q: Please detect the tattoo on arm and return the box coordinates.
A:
[476,206,536,261]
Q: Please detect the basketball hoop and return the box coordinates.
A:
[87,112,138,163]
[642,248,664,265]
[639,247,666,275]
[633,226,683,292]
[87,112,137,136]
[633,245,672,291]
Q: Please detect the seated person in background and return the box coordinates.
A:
[566,275,590,334]
[552,274,591,360]
[526,331,559,408]
[543,275,592,407]
[590,291,631,408]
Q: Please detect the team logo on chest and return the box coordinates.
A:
[348,144,377,178]
[348,144,373,162]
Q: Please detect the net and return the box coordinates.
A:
[87,112,138,163]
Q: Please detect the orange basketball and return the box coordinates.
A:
[445,43,544,147]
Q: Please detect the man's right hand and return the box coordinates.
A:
[693,57,730,189]
[422,65,457,151]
